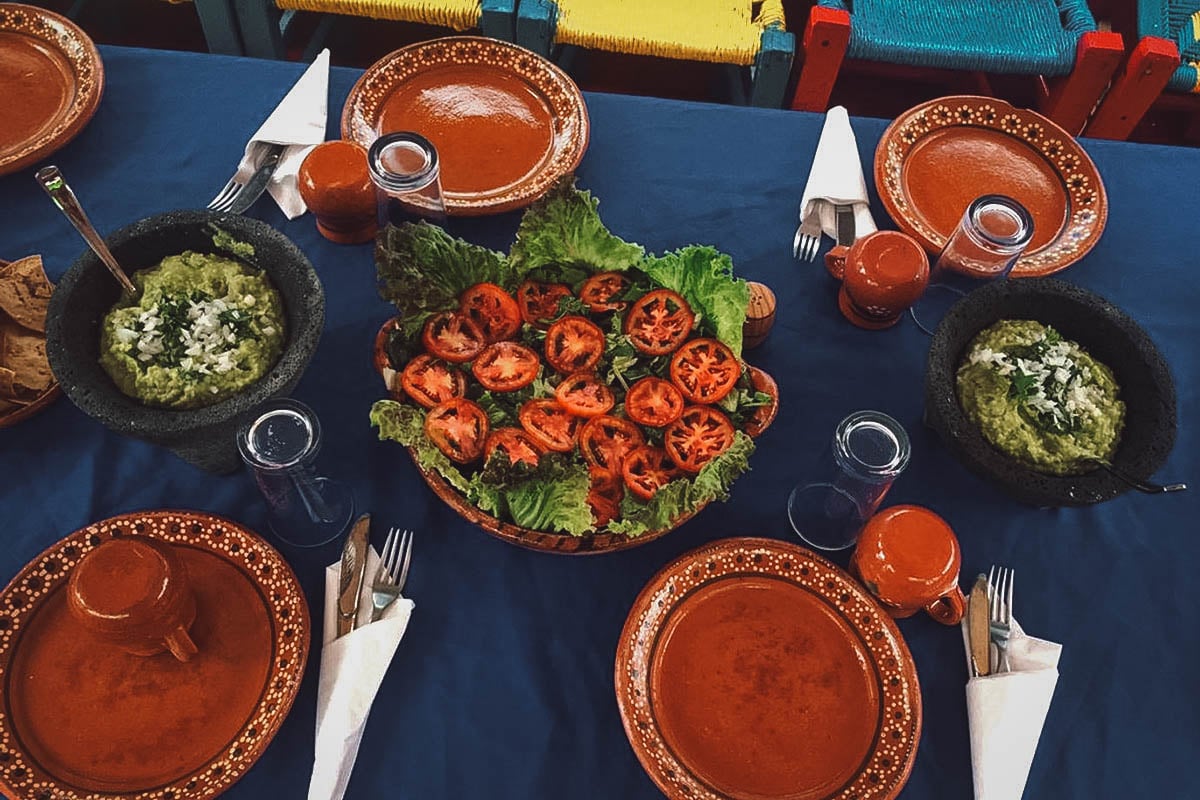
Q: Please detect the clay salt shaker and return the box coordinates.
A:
[743,282,776,349]
[838,230,929,330]
[298,140,378,244]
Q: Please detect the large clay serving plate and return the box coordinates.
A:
[616,537,921,800]
[342,36,589,216]
[0,511,310,799]
[875,96,1106,277]
[0,4,104,176]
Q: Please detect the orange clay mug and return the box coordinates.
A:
[298,139,378,244]
[838,230,930,329]
[850,504,966,624]
[67,536,199,661]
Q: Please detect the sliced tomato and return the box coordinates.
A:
[459,282,521,343]
[669,338,741,404]
[624,377,685,428]
[544,315,605,374]
[588,467,624,527]
[373,317,403,397]
[518,399,583,452]
[664,405,736,474]
[422,312,486,364]
[484,427,543,468]
[578,414,645,472]
[471,341,540,392]
[516,281,573,327]
[424,398,489,464]
[400,354,466,409]
[624,288,694,356]
[579,272,631,313]
[621,445,681,501]
[554,373,615,418]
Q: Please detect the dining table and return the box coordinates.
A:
[0,44,1197,800]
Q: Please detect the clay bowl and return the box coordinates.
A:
[45,211,324,473]
[924,278,1176,506]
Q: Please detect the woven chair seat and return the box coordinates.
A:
[276,0,481,30]
[817,0,1095,76]
[549,0,785,66]
[1139,0,1200,91]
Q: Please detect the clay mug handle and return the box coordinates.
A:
[164,625,198,662]
[925,585,967,625]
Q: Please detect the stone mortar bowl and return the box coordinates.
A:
[925,278,1176,507]
[46,211,324,473]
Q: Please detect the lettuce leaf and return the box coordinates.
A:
[607,432,755,537]
[369,399,471,493]
[492,455,593,536]
[639,246,751,357]
[376,222,512,340]
[509,179,645,286]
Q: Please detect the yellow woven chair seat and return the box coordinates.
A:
[552,0,785,66]
[275,0,481,31]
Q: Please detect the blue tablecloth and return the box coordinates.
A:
[1,46,1197,799]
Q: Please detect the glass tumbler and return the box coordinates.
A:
[368,131,447,228]
[911,194,1033,335]
[788,411,911,551]
[237,398,355,548]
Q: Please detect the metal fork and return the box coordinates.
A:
[793,225,821,262]
[206,143,285,214]
[370,527,414,622]
[987,565,1014,673]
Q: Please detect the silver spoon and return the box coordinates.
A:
[1084,458,1187,495]
[36,165,138,298]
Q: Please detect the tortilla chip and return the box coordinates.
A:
[0,255,53,333]
[0,321,52,401]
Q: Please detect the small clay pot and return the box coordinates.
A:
[298,140,378,244]
[850,505,966,625]
[838,231,929,330]
[743,282,776,349]
[68,536,199,661]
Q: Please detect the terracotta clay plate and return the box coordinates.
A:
[0,4,104,176]
[0,510,310,799]
[342,36,589,216]
[875,96,1107,277]
[616,537,921,799]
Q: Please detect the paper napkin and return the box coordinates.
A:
[960,602,1061,800]
[236,48,330,219]
[308,545,414,800]
[798,105,878,246]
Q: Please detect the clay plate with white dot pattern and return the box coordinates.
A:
[874,96,1107,277]
[615,537,920,800]
[0,510,310,799]
[342,36,588,216]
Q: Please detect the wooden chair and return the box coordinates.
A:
[233,0,517,61]
[792,0,1125,135]
[514,0,795,108]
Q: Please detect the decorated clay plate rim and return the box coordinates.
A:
[874,95,1107,278]
[0,4,105,176]
[0,510,311,800]
[615,537,922,799]
[342,36,590,216]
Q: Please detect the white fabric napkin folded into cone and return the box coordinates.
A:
[798,105,878,245]
[960,602,1061,800]
[308,545,415,800]
[236,48,330,219]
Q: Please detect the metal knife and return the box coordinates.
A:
[336,513,371,637]
[227,143,286,215]
[968,574,991,677]
[835,204,856,246]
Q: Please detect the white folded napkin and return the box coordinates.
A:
[960,602,1061,800]
[236,48,331,219]
[308,545,415,800]
[798,105,877,246]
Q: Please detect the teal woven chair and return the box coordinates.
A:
[1087,1,1192,139]
[792,0,1125,135]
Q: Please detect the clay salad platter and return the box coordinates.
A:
[371,181,778,554]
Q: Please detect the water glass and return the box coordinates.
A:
[367,131,447,228]
[237,398,355,548]
[788,411,911,551]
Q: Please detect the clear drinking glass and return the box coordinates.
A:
[367,131,447,228]
[911,194,1034,335]
[788,411,911,551]
[237,398,355,548]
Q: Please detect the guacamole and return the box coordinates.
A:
[956,320,1124,475]
[100,251,285,409]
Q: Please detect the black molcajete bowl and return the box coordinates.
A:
[925,278,1176,507]
[46,211,324,473]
